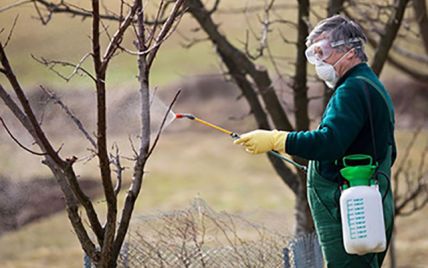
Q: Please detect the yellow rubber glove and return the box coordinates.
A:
[234,129,288,154]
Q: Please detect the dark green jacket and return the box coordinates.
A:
[286,63,396,182]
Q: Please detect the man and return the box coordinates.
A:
[234,15,396,267]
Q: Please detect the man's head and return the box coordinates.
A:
[305,15,368,88]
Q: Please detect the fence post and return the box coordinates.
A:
[122,241,129,268]
[283,247,291,268]
[83,253,92,268]
[291,232,323,268]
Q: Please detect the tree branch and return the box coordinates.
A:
[146,0,186,69]
[0,116,46,156]
[32,53,96,82]
[110,143,124,197]
[147,89,181,159]
[0,0,32,13]
[412,0,428,54]
[392,45,428,64]
[371,0,410,76]
[3,15,19,49]
[40,86,97,149]
[0,43,65,167]
[91,0,116,264]
[0,84,99,261]
[100,3,140,73]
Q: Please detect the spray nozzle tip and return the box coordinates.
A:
[175,113,195,120]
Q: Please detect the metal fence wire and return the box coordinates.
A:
[85,198,323,268]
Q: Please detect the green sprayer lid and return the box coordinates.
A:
[339,154,377,187]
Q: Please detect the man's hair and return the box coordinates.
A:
[307,15,368,62]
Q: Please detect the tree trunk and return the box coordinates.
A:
[328,0,345,16]
[371,0,410,76]
[389,228,397,268]
[294,173,315,234]
[323,0,346,109]
[294,0,310,131]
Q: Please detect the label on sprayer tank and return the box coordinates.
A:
[346,198,368,239]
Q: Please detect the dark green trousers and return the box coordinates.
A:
[307,149,394,267]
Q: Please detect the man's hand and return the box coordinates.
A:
[234,130,288,154]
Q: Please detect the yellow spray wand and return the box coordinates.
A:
[175,113,307,173]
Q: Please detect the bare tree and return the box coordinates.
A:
[184,0,427,235]
[0,0,185,266]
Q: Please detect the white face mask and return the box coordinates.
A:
[315,49,353,89]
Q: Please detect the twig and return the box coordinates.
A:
[117,45,147,56]
[392,45,428,64]
[110,143,125,196]
[146,0,186,68]
[100,20,113,42]
[3,15,19,48]
[147,0,166,48]
[32,53,96,82]
[0,116,47,156]
[0,0,32,13]
[39,85,97,149]
[128,135,139,159]
[147,89,181,159]
[207,0,221,15]
[177,30,209,49]
[33,0,51,25]
[0,43,65,167]
[101,3,140,69]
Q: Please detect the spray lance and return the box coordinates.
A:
[175,113,307,173]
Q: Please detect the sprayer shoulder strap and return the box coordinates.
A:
[355,76,394,125]
[362,81,378,163]
[355,75,394,163]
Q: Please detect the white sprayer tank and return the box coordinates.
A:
[340,184,386,255]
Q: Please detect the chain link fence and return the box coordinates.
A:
[85,198,323,267]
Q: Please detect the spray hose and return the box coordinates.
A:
[176,113,307,173]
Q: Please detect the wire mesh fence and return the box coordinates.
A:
[85,198,323,267]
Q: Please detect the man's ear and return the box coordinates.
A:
[348,48,357,59]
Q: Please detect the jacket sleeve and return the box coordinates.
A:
[286,78,367,161]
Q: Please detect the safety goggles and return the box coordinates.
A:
[305,38,361,65]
